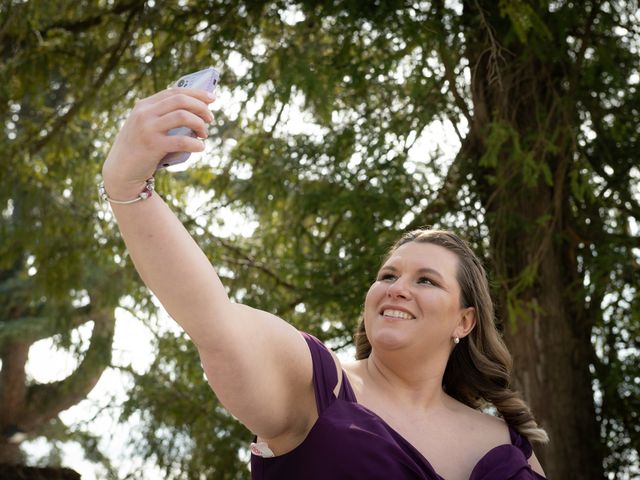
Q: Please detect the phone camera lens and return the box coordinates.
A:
[178,80,187,87]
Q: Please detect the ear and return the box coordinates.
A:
[455,307,476,339]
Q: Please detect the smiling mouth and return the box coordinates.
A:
[381,309,415,320]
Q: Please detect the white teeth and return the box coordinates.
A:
[382,309,414,320]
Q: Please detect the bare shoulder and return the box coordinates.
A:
[340,358,363,377]
[448,398,511,445]
[340,358,367,396]
[453,400,546,476]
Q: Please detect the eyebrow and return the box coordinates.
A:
[379,265,445,281]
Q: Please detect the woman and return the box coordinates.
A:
[101,87,547,479]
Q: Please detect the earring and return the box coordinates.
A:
[454,337,460,344]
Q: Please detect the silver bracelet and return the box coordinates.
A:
[99,178,155,204]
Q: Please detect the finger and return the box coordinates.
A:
[152,93,214,124]
[159,134,206,154]
[141,87,215,108]
[154,110,209,138]
[171,86,216,104]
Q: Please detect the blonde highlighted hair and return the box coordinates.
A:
[354,229,549,444]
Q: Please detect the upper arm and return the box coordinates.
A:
[528,450,546,477]
[110,197,317,440]
[197,303,316,440]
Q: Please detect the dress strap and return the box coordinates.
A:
[508,425,533,459]
[300,332,340,415]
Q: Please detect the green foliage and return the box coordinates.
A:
[498,0,552,43]
[122,332,251,479]
[3,0,639,478]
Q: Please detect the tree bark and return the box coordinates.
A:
[483,179,605,478]
[0,443,22,465]
[461,1,606,477]
[0,464,81,479]
[0,341,29,464]
[498,220,605,478]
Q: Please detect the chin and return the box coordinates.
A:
[370,328,410,351]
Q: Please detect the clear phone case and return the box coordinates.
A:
[157,67,220,170]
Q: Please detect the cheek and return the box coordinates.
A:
[430,297,462,325]
[363,284,383,322]
[364,283,383,307]
[443,295,463,316]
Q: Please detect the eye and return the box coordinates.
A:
[378,273,397,282]
[417,276,437,286]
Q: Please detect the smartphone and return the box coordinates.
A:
[157,66,220,170]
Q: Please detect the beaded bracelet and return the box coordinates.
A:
[99,178,155,205]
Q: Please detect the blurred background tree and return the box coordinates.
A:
[1,0,638,478]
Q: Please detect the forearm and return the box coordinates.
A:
[99,86,320,439]
[100,87,230,348]
[109,191,228,347]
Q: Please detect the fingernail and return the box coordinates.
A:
[207,92,215,100]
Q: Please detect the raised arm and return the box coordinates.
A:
[101,87,316,442]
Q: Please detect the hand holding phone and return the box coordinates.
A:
[158,67,220,170]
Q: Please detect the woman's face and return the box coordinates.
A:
[363,241,467,355]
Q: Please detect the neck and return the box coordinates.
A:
[365,348,449,412]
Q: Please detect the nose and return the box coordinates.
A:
[387,276,411,299]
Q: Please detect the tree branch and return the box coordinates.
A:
[0,305,96,346]
[20,309,115,432]
[216,237,300,292]
[0,0,146,56]
[405,146,466,230]
[433,0,473,125]
[24,3,144,157]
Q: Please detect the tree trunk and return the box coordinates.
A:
[0,464,81,479]
[485,179,605,478]
[0,341,29,465]
[0,442,22,465]
[461,1,606,477]
[497,222,605,479]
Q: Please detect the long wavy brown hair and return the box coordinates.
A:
[354,229,549,444]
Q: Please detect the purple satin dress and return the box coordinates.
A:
[250,332,546,479]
